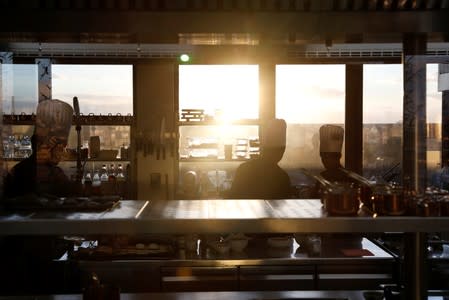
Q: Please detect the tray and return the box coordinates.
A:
[73,243,175,260]
[3,195,121,212]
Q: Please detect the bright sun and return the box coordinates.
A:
[179,65,259,122]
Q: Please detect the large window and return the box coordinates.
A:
[2,64,133,181]
[52,65,133,152]
[363,64,442,186]
[52,65,133,115]
[363,65,403,182]
[276,64,346,185]
[178,65,259,198]
[2,64,38,162]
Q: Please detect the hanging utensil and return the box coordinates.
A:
[73,96,83,184]
[169,131,176,157]
[299,168,333,189]
[149,131,154,156]
[160,116,166,160]
[339,168,374,188]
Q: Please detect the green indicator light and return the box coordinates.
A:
[180,54,190,62]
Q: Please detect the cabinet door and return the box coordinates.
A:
[161,266,238,291]
[317,263,395,290]
[79,261,161,292]
[239,265,315,291]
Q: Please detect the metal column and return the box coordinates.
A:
[0,52,13,198]
[259,61,276,121]
[36,58,52,102]
[404,232,428,300]
[402,34,427,193]
[402,33,428,300]
[442,91,449,166]
[345,64,363,174]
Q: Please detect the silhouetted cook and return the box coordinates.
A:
[228,119,291,199]
[316,125,363,249]
[308,124,359,199]
[4,99,78,198]
[177,170,200,199]
[1,99,80,293]
[319,124,353,183]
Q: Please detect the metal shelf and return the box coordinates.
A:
[178,119,259,126]
[180,158,249,162]
[3,114,134,126]
[3,158,130,162]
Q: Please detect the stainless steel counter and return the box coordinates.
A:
[0,199,448,235]
[1,290,449,300]
[0,199,444,299]
[0,290,378,300]
[76,237,395,292]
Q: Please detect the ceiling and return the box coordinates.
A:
[0,0,449,46]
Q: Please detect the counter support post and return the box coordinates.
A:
[404,232,427,300]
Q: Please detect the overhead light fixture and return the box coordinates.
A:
[179,54,190,63]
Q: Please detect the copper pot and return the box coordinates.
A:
[383,187,407,216]
[322,183,360,216]
[370,185,407,216]
[359,185,373,209]
[440,198,449,216]
[419,198,441,217]
[298,169,360,216]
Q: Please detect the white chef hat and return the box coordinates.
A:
[319,124,344,153]
[35,99,73,142]
[260,119,287,148]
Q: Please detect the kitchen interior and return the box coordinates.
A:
[1,1,449,299]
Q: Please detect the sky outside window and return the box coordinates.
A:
[363,65,403,124]
[276,64,346,172]
[363,64,441,124]
[52,64,133,115]
[179,65,259,121]
[2,64,38,114]
[276,64,345,124]
[427,64,442,124]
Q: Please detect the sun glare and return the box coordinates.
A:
[179,65,259,123]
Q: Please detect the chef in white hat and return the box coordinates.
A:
[318,124,353,182]
[317,125,363,244]
[228,119,291,199]
[2,100,80,292]
[4,99,78,198]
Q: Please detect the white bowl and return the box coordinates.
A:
[230,238,248,252]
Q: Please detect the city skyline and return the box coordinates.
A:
[1,63,443,124]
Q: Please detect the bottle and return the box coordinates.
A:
[100,164,109,182]
[115,164,126,197]
[92,169,101,195]
[120,144,129,160]
[116,164,125,181]
[108,163,116,181]
[84,171,92,196]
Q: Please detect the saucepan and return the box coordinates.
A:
[299,168,360,216]
[340,169,407,216]
[321,181,360,216]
